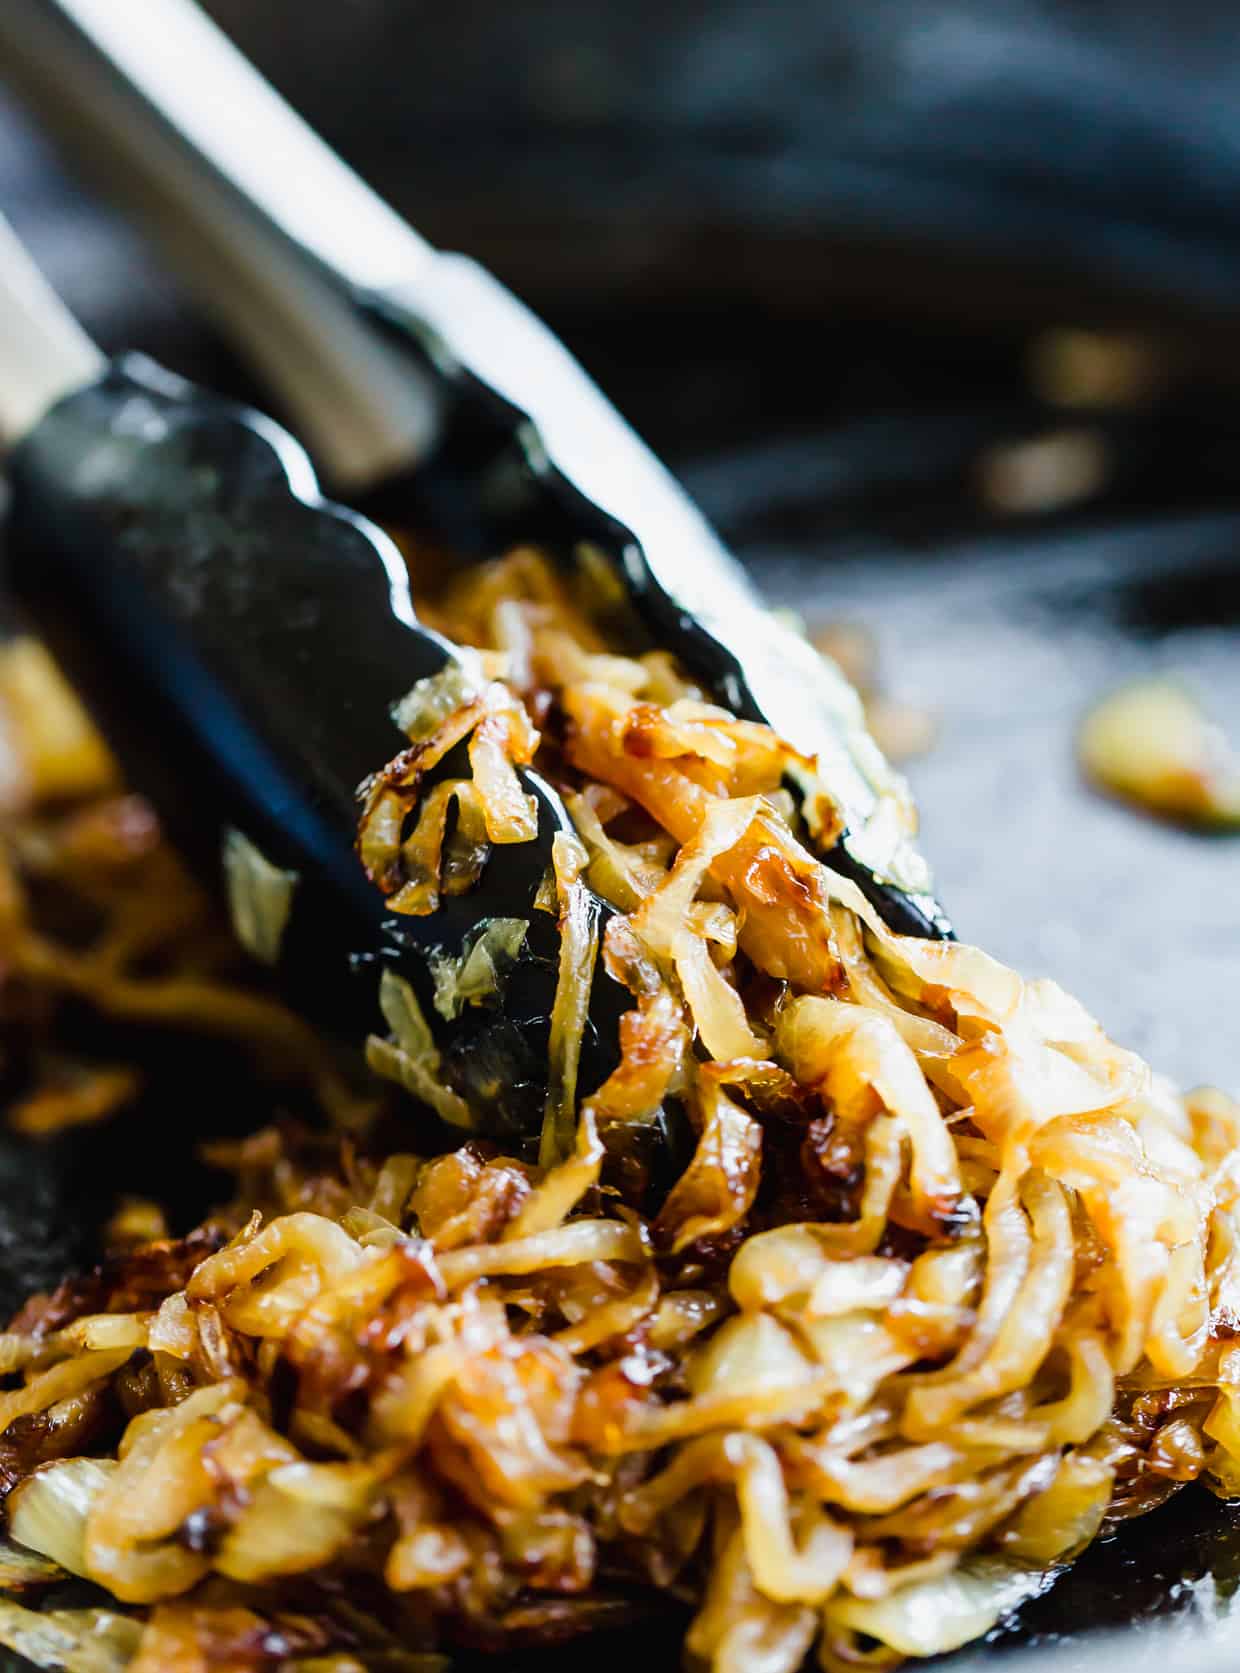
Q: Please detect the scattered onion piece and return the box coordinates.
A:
[1079,678,1240,828]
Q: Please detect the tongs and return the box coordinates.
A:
[0,0,950,1139]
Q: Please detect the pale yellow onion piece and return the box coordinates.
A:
[726,1433,853,1605]
[467,684,539,842]
[435,776,496,899]
[726,1231,910,1318]
[1034,1332,1114,1446]
[998,981,1152,1145]
[367,1341,467,1450]
[0,1538,67,1591]
[1019,978,1148,1090]
[815,854,1022,1025]
[366,1035,475,1130]
[1078,676,1240,827]
[903,1238,984,1329]
[437,1218,645,1288]
[506,1107,603,1240]
[689,898,740,956]
[378,960,445,1063]
[869,925,1024,1028]
[823,1557,1049,1658]
[367,968,475,1129]
[1079,1170,1198,1376]
[646,1289,730,1352]
[729,1225,840,1312]
[427,917,528,1021]
[1135,1087,1215,1188]
[551,1264,661,1355]
[796,1313,915,1409]
[356,784,409,888]
[188,1212,366,1339]
[0,1333,39,1376]
[306,1212,396,1280]
[5,1315,148,1377]
[579,651,655,692]
[949,1417,1054,1456]
[84,1382,245,1602]
[1001,1453,1114,1564]
[807,1257,910,1319]
[386,1521,473,1592]
[795,1440,968,1515]
[496,603,551,685]
[358,694,490,885]
[688,1311,817,1404]
[620,1373,837,1459]
[1189,1085,1240,1180]
[629,794,762,964]
[53,1315,150,1356]
[146,1293,197,1361]
[368,1153,421,1224]
[839,1547,959,1604]
[282,1243,433,1373]
[655,1083,762,1255]
[952,1003,1148,1160]
[388,779,482,915]
[216,1459,386,1582]
[1147,1237,1211,1379]
[830,904,959,1061]
[673,924,765,1061]
[0,1349,134,1438]
[1204,1348,1240,1496]
[813,1112,904,1256]
[910,1189,1030,1411]
[1027,1109,1145,1194]
[221,827,298,966]
[8,1458,117,1579]
[0,638,117,803]
[776,997,962,1214]
[0,1599,142,1673]
[565,788,665,910]
[686,1518,817,1673]
[903,1173,1072,1436]
[391,655,483,741]
[617,1432,729,1532]
[539,832,599,1168]
[1205,1207,1240,1341]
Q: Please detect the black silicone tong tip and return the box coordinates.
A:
[4,354,626,1138]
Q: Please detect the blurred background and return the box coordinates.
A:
[2,0,1239,1093]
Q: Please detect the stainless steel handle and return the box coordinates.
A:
[0,0,439,487]
[0,211,103,448]
[7,0,430,288]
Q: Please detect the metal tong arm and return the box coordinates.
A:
[0,212,103,448]
[0,0,437,488]
[0,0,798,651]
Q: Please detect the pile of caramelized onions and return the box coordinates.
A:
[2,554,1240,1672]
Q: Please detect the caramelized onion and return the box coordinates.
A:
[4,549,1239,1671]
